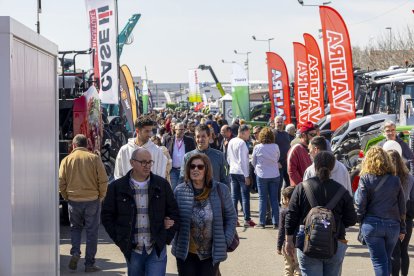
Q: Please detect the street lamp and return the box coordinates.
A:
[297,0,331,6]
[252,35,274,52]
[385,27,392,51]
[221,59,235,64]
[234,50,251,84]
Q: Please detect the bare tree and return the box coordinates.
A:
[352,25,414,71]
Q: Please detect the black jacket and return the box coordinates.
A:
[273,130,291,168]
[277,207,288,251]
[285,177,357,240]
[101,171,180,260]
[164,135,196,165]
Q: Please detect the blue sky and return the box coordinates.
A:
[0,0,413,83]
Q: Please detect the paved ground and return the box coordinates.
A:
[60,194,414,275]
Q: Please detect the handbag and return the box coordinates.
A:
[217,184,240,252]
[357,175,389,245]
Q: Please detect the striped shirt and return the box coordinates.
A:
[130,177,153,254]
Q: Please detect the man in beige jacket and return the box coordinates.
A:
[59,134,108,273]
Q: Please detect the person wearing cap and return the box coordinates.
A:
[287,121,317,186]
[378,120,414,173]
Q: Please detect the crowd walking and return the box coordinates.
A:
[59,110,414,276]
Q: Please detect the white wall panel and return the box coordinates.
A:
[0,17,58,276]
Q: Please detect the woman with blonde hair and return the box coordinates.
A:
[355,146,406,276]
[251,127,280,229]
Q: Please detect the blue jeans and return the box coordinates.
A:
[68,199,101,267]
[362,216,400,276]
[296,241,348,276]
[230,174,251,221]
[297,241,347,276]
[170,167,181,191]
[127,246,167,276]
[256,176,280,225]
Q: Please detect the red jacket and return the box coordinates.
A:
[287,143,311,186]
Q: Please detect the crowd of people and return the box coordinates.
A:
[58,109,414,276]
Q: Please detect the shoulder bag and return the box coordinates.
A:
[217,184,239,252]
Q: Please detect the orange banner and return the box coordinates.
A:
[266,52,291,124]
[304,33,325,123]
[293,42,310,126]
[320,6,355,130]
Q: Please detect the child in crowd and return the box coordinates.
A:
[277,186,301,276]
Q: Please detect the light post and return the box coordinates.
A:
[234,50,251,84]
[297,0,331,6]
[385,27,392,51]
[252,36,274,52]
[221,59,236,64]
[36,0,41,34]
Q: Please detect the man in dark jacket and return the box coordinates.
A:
[273,116,291,191]
[101,148,179,275]
[163,122,196,190]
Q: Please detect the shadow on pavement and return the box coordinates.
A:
[60,256,126,275]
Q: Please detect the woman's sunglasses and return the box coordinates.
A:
[190,164,205,170]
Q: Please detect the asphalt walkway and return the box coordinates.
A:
[59,194,414,275]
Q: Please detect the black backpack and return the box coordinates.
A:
[302,179,346,259]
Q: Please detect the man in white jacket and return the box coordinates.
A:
[114,116,168,180]
[303,136,352,195]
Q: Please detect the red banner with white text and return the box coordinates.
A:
[266,52,291,124]
[320,6,355,130]
[304,33,325,123]
[293,42,310,127]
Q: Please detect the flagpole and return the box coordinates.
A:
[115,0,121,110]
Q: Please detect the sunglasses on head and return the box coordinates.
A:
[190,164,205,170]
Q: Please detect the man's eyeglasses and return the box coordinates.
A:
[385,129,396,134]
[190,164,205,170]
[132,159,154,167]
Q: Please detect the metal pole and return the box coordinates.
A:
[386,27,392,51]
[36,0,41,34]
[246,53,250,84]
[389,28,392,51]
[115,0,120,106]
